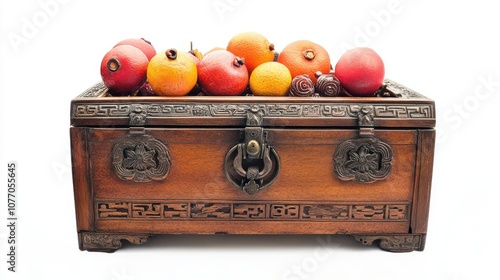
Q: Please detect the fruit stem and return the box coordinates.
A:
[107,58,120,72]
[303,49,315,60]
[166,48,177,60]
[269,43,275,51]
[233,57,245,67]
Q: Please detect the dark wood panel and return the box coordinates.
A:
[411,129,436,233]
[70,127,94,231]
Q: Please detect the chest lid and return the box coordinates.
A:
[70,80,435,129]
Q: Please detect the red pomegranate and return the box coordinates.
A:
[197,50,249,96]
[100,45,149,96]
[334,47,385,96]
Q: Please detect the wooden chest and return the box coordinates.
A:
[70,80,435,252]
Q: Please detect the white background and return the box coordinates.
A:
[1,0,499,279]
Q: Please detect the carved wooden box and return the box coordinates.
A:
[70,80,435,252]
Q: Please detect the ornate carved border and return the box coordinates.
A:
[76,82,108,98]
[73,102,434,120]
[96,201,409,221]
[384,80,426,99]
[72,81,433,126]
[352,234,425,252]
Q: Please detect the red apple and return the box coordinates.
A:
[334,47,385,96]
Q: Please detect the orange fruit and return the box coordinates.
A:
[227,31,275,74]
[249,62,292,96]
[147,48,197,96]
[100,45,149,96]
[197,50,248,96]
[277,40,331,83]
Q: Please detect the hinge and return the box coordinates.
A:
[358,105,375,137]
[129,127,145,135]
[129,104,149,126]
[243,107,266,160]
[334,104,393,183]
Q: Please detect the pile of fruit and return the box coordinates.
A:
[100,32,385,97]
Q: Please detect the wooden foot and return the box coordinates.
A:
[352,234,426,252]
[79,232,152,252]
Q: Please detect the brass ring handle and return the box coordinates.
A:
[225,107,280,195]
[224,143,280,195]
[257,146,274,179]
[232,144,246,178]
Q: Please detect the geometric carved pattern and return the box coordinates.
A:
[388,205,408,220]
[190,203,231,219]
[270,205,300,219]
[163,203,188,218]
[97,202,129,218]
[302,205,350,220]
[233,204,266,219]
[74,103,434,120]
[132,203,162,218]
[352,205,386,220]
[72,81,434,130]
[374,105,432,118]
[96,201,408,221]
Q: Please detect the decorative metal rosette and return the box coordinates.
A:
[112,134,171,182]
[334,137,392,183]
